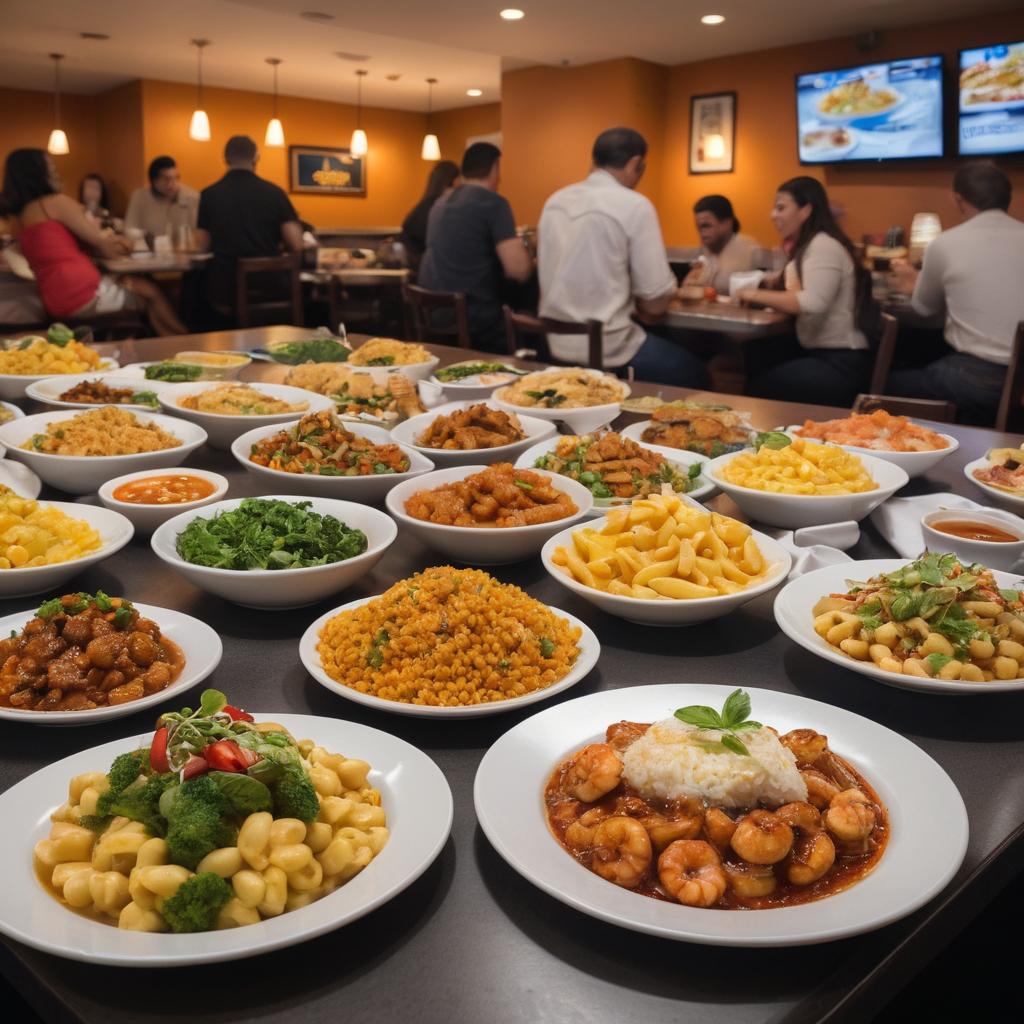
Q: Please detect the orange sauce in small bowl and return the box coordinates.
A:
[112,474,217,506]
[930,519,1021,543]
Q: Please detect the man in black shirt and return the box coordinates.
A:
[419,142,532,351]
[194,135,302,320]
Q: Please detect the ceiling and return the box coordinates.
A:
[0,0,1013,110]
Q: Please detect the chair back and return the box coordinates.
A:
[501,307,604,370]
[995,321,1024,433]
[235,252,303,328]
[402,283,471,348]
[852,393,957,423]
[867,312,899,394]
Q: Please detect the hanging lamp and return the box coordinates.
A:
[264,58,284,147]
[350,69,368,157]
[421,77,440,161]
[189,39,211,141]
[46,54,69,155]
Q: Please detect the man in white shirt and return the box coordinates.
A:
[538,127,708,387]
[124,156,199,243]
[888,161,1024,423]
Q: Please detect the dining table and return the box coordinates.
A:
[665,298,792,339]
[99,254,213,276]
[0,323,1022,1024]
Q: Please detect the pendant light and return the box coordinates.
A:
[264,58,284,148]
[421,77,440,161]
[189,39,211,142]
[46,54,69,155]
[350,69,368,157]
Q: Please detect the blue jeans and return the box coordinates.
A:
[888,353,1005,425]
[626,330,710,389]
[745,336,871,408]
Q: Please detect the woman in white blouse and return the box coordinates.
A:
[737,176,871,406]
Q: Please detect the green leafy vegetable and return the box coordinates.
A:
[144,362,203,382]
[36,598,63,619]
[538,636,555,658]
[47,322,75,347]
[924,652,954,675]
[754,431,792,451]
[267,338,350,365]
[364,355,395,366]
[208,771,273,818]
[674,688,762,756]
[434,362,524,382]
[131,390,160,408]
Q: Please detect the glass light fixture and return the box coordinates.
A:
[350,69,368,156]
[264,58,284,147]
[500,8,525,20]
[701,14,725,25]
[466,88,483,97]
[704,133,726,159]
[421,77,439,161]
[189,39,211,141]
[47,54,69,155]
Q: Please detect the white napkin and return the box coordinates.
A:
[871,492,995,559]
[762,522,857,578]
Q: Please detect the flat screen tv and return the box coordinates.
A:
[958,41,1024,156]
[796,55,944,164]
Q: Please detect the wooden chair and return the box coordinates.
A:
[235,253,303,328]
[867,312,899,394]
[502,306,604,370]
[852,394,957,423]
[995,321,1024,433]
[402,283,471,348]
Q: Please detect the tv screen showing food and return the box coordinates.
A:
[959,41,1024,155]
[796,55,944,163]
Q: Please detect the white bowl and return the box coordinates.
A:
[231,420,434,502]
[0,501,133,599]
[157,381,336,450]
[920,508,1024,572]
[25,374,171,411]
[964,456,1024,513]
[301,596,600,718]
[0,357,119,400]
[515,437,714,513]
[98,468,230,535]
[430,362,527,402]
[492,369,630,434]
[345,353,441,385]
[540,521,791,625]
[620,419,756,458]
[0,410,207,496]
[705,449,908,529]
[389,401,557,469]
[0,602,222,726]
[0,460,41,498]
[151,495,398,609]
[0,401,25,422]
[385,465,593,565]
[786,425,958,480]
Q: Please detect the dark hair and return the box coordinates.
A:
[148,155,177,184]
[777,175,863,282]
[224,135,258,164]
[953,160,1012,212]
[423,160,459,202]
[1,148,55,215]
[592,127,647,170]
[461,143,501,179]
[693,194,740,233]
[79,173,108,211]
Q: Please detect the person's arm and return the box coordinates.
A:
[193,191,211,252]
[629,201,679,321]
[123,189,143,233]
[902,245,945,316]
[49,195,129,258]
[496,236,533,282]
[735,287,802,314]
[738,238,841,314]
[281,220,303,253]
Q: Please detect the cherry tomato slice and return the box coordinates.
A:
[181,754,208,780]
[204,740,259,773]
[223,705,255,723]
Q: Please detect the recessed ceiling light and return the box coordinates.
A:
[301,11,335,21]
[335,51,371,62]
[500,8,525,20]
[466,88,483,97]
[701,14,725,25]
[79,32,110,40]
[385,73,402,81]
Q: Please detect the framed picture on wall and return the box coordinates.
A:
[689,92,736,174]
[288,145,366,195]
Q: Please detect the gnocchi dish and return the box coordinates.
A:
[34,690,388,932]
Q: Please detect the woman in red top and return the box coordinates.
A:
[2,149,185,335]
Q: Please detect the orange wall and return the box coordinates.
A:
[659,9,1024,245]
[94,82,144,216]
[433,102,501,163]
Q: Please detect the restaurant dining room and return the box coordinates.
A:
[3,1,1024,1021]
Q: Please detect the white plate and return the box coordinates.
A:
[1,400,25,423]
[430,363,527,402]
[0,602,222,725]
[964,456,1024,513]
[774,558,1024,694]
[301,595,600,718]
[0,459,42,498]
[515,438,715,512]
[345,352,440,385]
[786,425,958,480]
[25,374,171,411]
[0,358,119,401]
[231,420,434,502]
[474,683,967,946]
[0,501,133,599]
[0,714,452,963]
[492,369,629,435]
[815,86,905,123]
[98,468,230,535]
[0,410,208,496]
[390,401,557,469]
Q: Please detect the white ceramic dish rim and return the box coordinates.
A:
[24,374,171,410]
[97,468,230,512]
[389,402,557,459]
[156,381,336,422]
[964,456,1024,507]
[784,425,960,461]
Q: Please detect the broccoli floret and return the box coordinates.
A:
[99,773,177,836]
[103,750,148,800]
[269,763,320,824]
[160,872,233,933]
[165,776,237,870]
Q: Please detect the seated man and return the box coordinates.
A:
[418,142,532,351]
[193,135,303,320]
[124,156,199,242]
[685,194,758,295]
[537,127,708,388]
[888,161,1024,424]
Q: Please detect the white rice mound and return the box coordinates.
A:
[622,717,808,809]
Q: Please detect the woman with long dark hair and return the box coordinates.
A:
[2,149,185,335]
[78,173,110,221]
[400,159,459,274]
[737,176,871,406]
